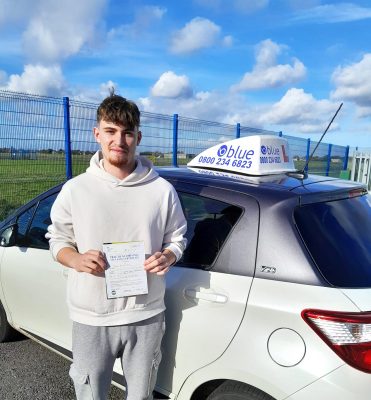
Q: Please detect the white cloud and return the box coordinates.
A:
[139,6,167,23]
[99,80,118,98]
[331,54,371,117]
[255,39,282,67]
[222,35,233,47]
[0,64,66,96]
[170,17,221,54]
[19,0,107,63]
[70,80,121,103]
[0,0,31,26]
[290,3,371,24]
[234,59,306,91]
[143,5,167,19]
[0,0,108,98]
[231,39,306,91]
[108,5,166,39]
[151,71,193,98]
[357,106,371,118]
[259,88,339,133]
[138,85,341,136]
[138,90,257,126]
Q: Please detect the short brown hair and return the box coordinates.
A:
[97,95,140,130]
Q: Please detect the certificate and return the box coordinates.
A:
[103,241,148,299]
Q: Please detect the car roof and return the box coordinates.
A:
[1,166,366,228]
[157,166,365,197]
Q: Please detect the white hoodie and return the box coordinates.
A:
[48,152,187,326]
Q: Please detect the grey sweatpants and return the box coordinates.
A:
[69,313,165,400]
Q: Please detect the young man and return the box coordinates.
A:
[47,94,187,400]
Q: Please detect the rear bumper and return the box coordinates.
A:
[285,364,371,400]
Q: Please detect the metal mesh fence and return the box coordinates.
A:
[282,134,308,172]
[178,117,236,165]
[0,90,350,219]
[240,126,277,137]
[0,91,66,218]
[283,134,347,176]
[331,144,348,177]
[69,100,98,176]
[140,112,173,166]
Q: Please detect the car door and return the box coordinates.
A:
[157,183,259,396]
[0,191,72,349]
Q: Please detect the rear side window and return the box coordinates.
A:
[17,205,36,237]
[16,193,58,249]
[26,193,58,249]
[294,194,371,288]
[178,192,242,269]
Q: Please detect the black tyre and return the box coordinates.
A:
[207,381,275,400]
[0,301,18,342]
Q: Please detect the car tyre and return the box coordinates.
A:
[0,301,18,342]
[207,381,275,400]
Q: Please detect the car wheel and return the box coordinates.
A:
[0,301,18,342]
[207,381,275,400]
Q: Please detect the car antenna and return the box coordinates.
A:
[296,102,343,177]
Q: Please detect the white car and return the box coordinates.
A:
[1,136,371,399]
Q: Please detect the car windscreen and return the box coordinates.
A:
[294,193,371,288]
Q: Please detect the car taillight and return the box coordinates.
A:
[302,309,371,373]
[348,188,368,198]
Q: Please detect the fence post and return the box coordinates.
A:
[326,143,332,176]
[343,145,350,170]
[63,97,72,180]
[305,138,311,173]
[172,114,178,167]
[350,150,357,181]
[236,123,241,139]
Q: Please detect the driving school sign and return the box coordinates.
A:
[187,135,296,176]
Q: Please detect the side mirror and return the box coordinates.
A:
[0,224,18,247]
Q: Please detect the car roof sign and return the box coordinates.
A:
[187,135,296,176]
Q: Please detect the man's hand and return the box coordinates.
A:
[57,248,106,275]
[144,250,176,275]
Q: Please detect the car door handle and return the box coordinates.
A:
[184,289,228,303]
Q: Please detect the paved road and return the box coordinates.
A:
[0,336,124,400]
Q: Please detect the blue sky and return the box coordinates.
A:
[0,0,371,149]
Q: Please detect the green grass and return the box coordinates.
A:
[294,160,344,178]
[0,154,86,219]
[0,153,171,219]
[0,153,348,221]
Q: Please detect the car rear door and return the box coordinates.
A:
[157,182,259,396]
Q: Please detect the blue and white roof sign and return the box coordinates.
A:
[187,135,296,176]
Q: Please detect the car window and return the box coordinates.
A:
[178,192,242,269]
[294,193,371,288]
[17,205,36,235]
[16,205,36,244]
[24,193,58,250]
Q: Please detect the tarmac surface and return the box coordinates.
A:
[0,336,124,400]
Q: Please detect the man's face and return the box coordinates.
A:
[93,119,142,170]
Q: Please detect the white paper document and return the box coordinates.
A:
[103,241,148,299]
